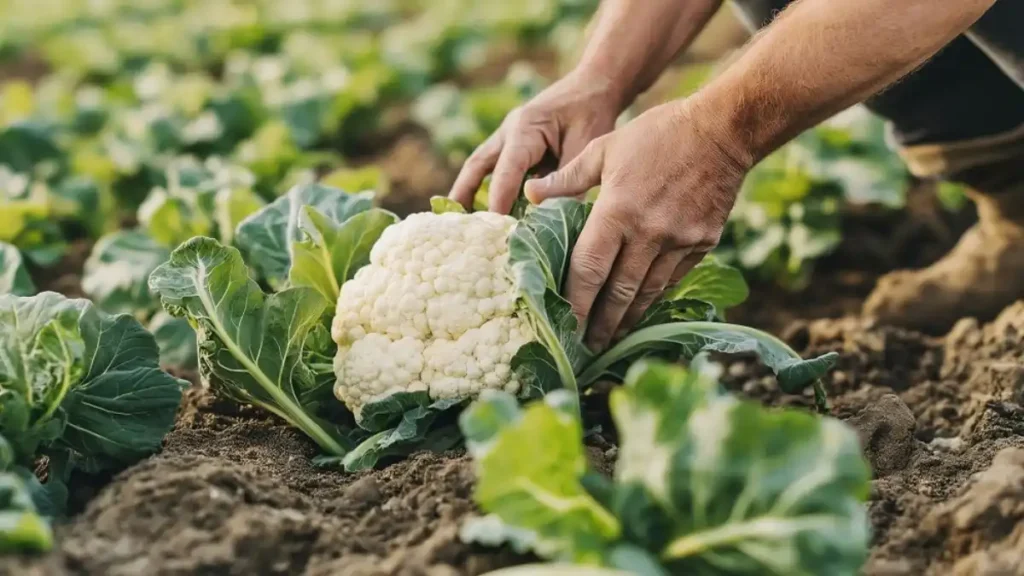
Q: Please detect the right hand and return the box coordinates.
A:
[448,68,626,214]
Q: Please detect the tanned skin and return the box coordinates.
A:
[449,0,997,351]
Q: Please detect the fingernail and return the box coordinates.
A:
[524,178,546,203]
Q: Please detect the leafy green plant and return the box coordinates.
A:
[461,360,871,575]
[716,106,924,290]
[0,292,186,552]
[150,184,835,472]
[82,158,266,369]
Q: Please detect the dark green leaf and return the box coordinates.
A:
[149,311,197,369]
[508,199,593,406]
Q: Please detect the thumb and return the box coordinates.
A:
[524,139,604,204]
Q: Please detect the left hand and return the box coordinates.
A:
[523,98,752,351]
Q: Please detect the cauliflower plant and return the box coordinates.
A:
[331,211,536,417]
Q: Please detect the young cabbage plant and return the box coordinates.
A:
[460,360,872,576]
[0,292,187,552]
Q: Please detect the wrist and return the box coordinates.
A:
[570,61,638,113]
[674,92,757,175]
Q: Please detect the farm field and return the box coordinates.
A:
[1,2,1022,575]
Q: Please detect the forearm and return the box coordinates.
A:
[577,0,724,108]
[694,0,997,168]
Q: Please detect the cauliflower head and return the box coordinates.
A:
[331,210,536,418]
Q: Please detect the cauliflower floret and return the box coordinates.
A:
[333,211,536,418]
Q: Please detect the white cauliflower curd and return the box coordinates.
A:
[331,211,536,418]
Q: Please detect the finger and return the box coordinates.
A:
[586,239,661,352]
[449,133,503,209]
[616,249,689,335]
[558,124,598,169]
[668,251,708,288]
[564,201,624,331]
[524,138,605,205]
[489,130,548,214]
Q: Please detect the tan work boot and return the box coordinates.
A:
[864,159,1024,334]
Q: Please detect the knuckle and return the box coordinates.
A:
[636,283,665,302]
[605,280,638,305]
[570,251,606,287]
[580,138,604,158]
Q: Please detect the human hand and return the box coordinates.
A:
[447,68,626,214]
[523,98,752,351]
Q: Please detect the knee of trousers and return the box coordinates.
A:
[896,123,1024,195]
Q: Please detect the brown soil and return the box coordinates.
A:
[1,387,527,576]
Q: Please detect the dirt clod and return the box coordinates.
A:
[849,394,917,477]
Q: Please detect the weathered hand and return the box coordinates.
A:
[524,98,750,351]
[448,68,625,214]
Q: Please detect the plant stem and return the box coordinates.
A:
[525,297,580,418]
[662,514,839,559]
[578,321,829,408]
[193,265,347,456]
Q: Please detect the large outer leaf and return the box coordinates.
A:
[289,205,397,302]
[0,292,185,476]
[148,237,349,456]
[235,183,374,288]
[461,390,621,564]
[612,361,870,575]
[0,243,34,296]
[507,199,593,403]
[81,230,170,315]
[462,361,870,574]
[579,322,838,398]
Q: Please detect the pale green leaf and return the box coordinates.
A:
[0,291,185,476]
[666,257,749,313]
[430,196,468,214]
[214,187,265,245]
[463,361,871,574]
[507,199,593,407]
[612,361,870,575]
[138,188,213,248]
[81,230,169,315]
[461,390,621,564]
[0,243,34,296]
[290,205,397,302]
